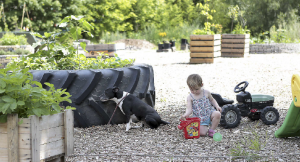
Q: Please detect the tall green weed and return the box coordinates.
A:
[100,31,127,44]
[270,21,300,43]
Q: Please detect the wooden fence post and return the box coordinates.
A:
[64,109,74,157]
[30,115,40,161]
[7,114,19,162]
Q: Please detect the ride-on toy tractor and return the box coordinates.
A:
[212,81,280,129]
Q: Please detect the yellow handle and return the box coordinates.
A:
[291,74,300,107]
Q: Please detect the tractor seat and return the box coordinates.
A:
[211,93,234,107]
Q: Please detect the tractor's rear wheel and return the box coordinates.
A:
[220,104,241,129]
[260,106,279,125]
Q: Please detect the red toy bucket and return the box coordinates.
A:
[178,117,201,139]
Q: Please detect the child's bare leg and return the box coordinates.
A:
[210,111,221,130]
[200,125,208,136]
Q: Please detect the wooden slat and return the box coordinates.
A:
[190,53,214,58]
[64,109,74,156]
[86,50,108,57]
[40,140,64,160]
[40,126,64,145]
[222,44,245,48]
[0,149,28,162]
[221,49,245,53]
[190,58,214,63]
[18,118,31,133]
[190,40,220,47]
[222,34,250,39]
[0,123,7,133]
[190,34,221,41]
[190,52,221,58]
[0,118,31,134]
[7,114,19,162]
[39,113,64,130]
[221,53,245,57]
[86,50,115,57]
[30,115,40,162]
[1,112,73,162]
[190,46,220,53]
[222,38,250,44]
[0,133,31,149]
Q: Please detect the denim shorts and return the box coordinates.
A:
[200,118,211,126]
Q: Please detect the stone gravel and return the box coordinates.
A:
[67,50,300,162]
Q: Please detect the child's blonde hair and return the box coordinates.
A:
[187,74,203,89]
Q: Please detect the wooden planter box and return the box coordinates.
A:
[85,44,120,57]
[0,45,34,54]
[189,34,221,63]
[0,109,74,162]
[221,34,250,57]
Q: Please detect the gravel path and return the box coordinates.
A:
[67,50,300,161]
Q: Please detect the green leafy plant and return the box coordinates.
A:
[0,50,14,55]
[8,53,134,70]
[0,49,31,55]
[7,15,134,70]
[250,31,269,44]
[247,124,269,151]
[193,29,215,35]
[229,142,261,161]
[229,123,268,160]
[0,66,75,123]
[0,33,28,45]
[229,143,250,159]
[227,5,240,32]
[232,23,250,34]
[194,0,221,35]
[28,15,94,69]
[12,48,31,55]
[270,26,290,43]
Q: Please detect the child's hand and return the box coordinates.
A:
[216,106,222,112]
[180,115,186,121]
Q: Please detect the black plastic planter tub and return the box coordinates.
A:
[29,63,155,128]
[163,43,171,49]
[158,44,164,50]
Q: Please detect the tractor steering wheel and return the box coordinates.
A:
[234,81,249,93]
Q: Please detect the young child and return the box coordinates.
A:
[181,74,222,137]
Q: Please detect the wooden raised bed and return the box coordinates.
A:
[221,34,250,57]
[0,45,34,53]
[189,34,221,63]
[0,109,74,162]
[85,44,116,57]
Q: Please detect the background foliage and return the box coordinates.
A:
[0,0,299,44]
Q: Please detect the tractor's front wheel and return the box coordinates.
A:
[260,106,279,125]
[220,104,241,129]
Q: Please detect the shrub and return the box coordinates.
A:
[0,33,28,45]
